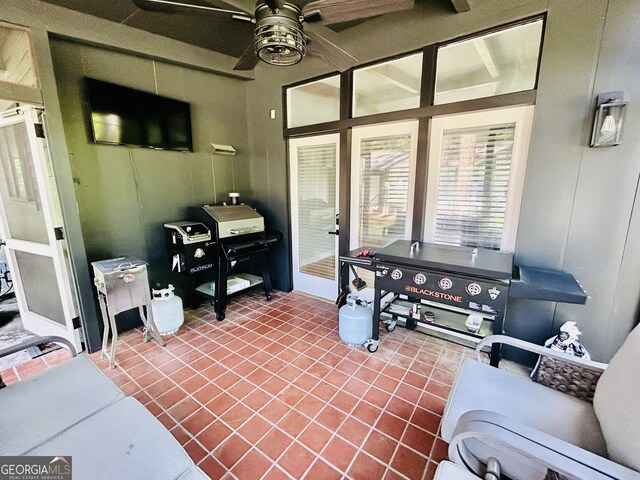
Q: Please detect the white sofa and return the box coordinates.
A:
[0,337,207,480]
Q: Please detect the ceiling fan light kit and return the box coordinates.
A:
[132,0,415,71]
[254,2,306,66]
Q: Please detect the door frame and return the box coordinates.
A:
[288,133,340,300]
[0,107,81,348]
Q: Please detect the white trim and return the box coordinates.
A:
[424,105,534,252]
[289,133,340,300]
[350,120,419,251]
[1,0,252,80]
[0,107,79,348]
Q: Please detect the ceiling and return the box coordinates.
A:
[37,0,467,59]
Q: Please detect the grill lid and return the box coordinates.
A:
[375,240,513,280]
[200,204,265,239]
[91,256,146,274]
[202,205,262,223]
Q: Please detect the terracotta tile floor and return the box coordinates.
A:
[2,290,506,479]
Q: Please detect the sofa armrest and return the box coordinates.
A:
[0,335,76,360]
[475,335,607,372]
[449,410,640,480]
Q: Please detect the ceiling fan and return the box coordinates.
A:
[131,0,415,71]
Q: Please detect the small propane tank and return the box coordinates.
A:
[339,294,373,347]
[151,284,184,335]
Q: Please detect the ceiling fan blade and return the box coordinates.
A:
[132,0,254,22]
[305,27,358,72]
[233,44,260,71]
[303,0,414,25]
[265,0,286,9]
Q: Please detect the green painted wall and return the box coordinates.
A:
[50,39,251,294]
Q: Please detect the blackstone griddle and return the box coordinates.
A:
[339,239,587,367]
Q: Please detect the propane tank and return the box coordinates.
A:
[339,294,373,347]
[151,284,184,335]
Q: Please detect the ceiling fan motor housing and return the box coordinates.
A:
[253,1,306,66]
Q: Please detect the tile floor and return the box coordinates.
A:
[1,290,524,479]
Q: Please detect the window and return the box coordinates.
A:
[0,25,38,89]
[351,121,418,249]
[286,75,340,128]
[434,19,543,105]
[0,121,38,203]
[424,106,534,251]
[353,53,423,117]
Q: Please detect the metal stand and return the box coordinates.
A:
[98,293,164,369]
[92,257,166,369]
[214,250,273,320]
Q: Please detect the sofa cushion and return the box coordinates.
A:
[27,397,195,480]
[0,354,124,455]
[442,358,607,457]
[593,324,640,471]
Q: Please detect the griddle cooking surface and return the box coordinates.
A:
[375,240,513,280]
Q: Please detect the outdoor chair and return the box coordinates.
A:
[441,325,640,479]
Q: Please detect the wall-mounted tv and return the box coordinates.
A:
[85,78,193,152]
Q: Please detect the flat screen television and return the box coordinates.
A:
[85,78,193,152]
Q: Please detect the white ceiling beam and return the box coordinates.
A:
[2,0,255,80]
[472,37,499,79]
[369,64,420,94]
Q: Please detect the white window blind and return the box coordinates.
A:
[357,134,412,248]
[433,123,516,250]
[296,142,337,280]
[0,122,38,203]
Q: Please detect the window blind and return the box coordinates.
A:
[296,142,337,280]
[433,123,516,250]
[357,134,412,248]
[0,122,37,203]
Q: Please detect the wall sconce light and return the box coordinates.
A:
[210,143,237,156]
[590,92,627,147]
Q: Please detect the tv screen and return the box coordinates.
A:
[85,78,193,152]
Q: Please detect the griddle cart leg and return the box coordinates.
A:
[215,261,228,321]
[257,252,272,301]
[489,311,505,367]
[364,285,382,353]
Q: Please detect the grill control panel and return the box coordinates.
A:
[375,263,509,317]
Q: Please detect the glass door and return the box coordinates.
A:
[350,121,419,291]
[350,121,419,249]
[289,134,339,300]
[0,107,80,349]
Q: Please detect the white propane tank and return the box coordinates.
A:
[339,294,373,347]
[151,284,184,335]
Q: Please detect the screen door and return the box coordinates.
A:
[0,107,80,349]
